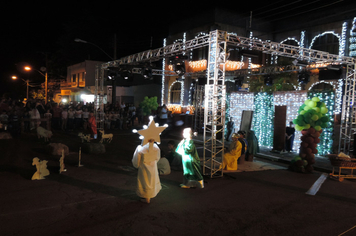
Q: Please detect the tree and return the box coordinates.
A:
[139,96,159,116]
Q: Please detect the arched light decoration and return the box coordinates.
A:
[309,31,344,57]
[168,81,184,105]
[308,80,342,114]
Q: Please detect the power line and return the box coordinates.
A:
[252,0,344,26]
[253,0,304,16]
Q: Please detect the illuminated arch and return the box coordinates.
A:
[309,31,341,56]
[168,81,184,105]
[280,37,300,46]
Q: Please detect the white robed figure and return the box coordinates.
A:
[132,116,167,203]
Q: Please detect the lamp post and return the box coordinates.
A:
[74,38,114,60]
[12,76,30,100]
[24,66,48,104]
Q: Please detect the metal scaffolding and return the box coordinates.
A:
[203,30,227,178]
[95,29,356,177]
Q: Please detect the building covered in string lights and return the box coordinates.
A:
[157,3,356,155]
[97,3,356,157]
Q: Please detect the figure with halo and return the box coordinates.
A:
[132,116,167,203]
[176,128,204,189]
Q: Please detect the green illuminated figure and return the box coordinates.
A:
[176,128,204,189]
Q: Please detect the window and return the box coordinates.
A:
[170,82,181,104]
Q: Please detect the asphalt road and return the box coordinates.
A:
[1,128,356,236]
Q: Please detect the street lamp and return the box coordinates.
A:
[12,75,31,100]
[74,38,114,60]
[24,66,48,103]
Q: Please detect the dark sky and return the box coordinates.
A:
[1,1,352,98]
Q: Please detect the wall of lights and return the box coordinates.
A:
[229,91,335,154]
[229,92,255,133]
[274,91,308,151]
[252,93,274,148]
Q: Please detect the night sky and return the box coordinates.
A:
[1,1,352,99]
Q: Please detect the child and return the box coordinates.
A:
[132,118,166,203]
[88,112,97,139]
[165,140,182,170]
[176,128,204,189]
[132,139,161,203]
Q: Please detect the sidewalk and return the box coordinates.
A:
[254,146,334,173]
[183,131,336,174]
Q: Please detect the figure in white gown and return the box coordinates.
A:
[132,116,167,203]
[132,141,161,203]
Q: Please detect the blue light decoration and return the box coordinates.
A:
[252,92,274,148]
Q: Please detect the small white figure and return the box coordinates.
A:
[32,157,50,180]
[78,132,91,143]
[99,130,113,143]
[37,126,53,142]
[59,149,66,173]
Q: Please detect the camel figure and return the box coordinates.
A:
[32,157,50,180]
[99,130,113,143]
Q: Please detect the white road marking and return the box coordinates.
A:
[306,173,328,196]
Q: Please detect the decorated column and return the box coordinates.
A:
[290,97,331,172]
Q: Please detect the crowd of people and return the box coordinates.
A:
[0,97,144,137]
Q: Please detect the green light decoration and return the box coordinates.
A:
[252,92,274,148]
[290,94,332,172]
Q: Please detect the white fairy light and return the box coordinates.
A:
[162,38,166,105]
[340,21,347,57]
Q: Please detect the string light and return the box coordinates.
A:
[349,17,356,57]
[307,91,335,155]
[161,38,166,105]
[274,91,308,151]
[252,92,274,148]
[340,21,347,57]
[309,31,341,54]
[229,92,255,133]
[300,31,306,49]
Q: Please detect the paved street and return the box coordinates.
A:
[1,128,356,236]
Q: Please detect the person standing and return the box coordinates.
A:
[52,104,62,130]
[176,128,204,189]
[82,108,90,130]
[74,107,83,130]
[88,112,97,139]
[285,121,295,153]
[159,104,168,125]
[61,108,68,131]
[132,118,166,203]
[67,108,75,131]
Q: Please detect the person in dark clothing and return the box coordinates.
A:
[285,121,295,152]
[9,110,20,138]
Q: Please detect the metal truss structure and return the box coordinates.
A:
[203,31,227,178]
[95,29,356,178]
